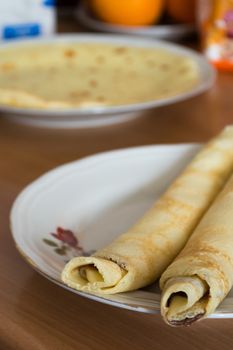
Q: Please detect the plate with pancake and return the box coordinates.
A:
[10,142,233,319]
[0,34,215,128]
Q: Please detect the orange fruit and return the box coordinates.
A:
[166,0,196,23]
[89,0,165,26]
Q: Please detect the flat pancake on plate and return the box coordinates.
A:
[0,43,199,109]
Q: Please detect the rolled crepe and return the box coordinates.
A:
[62,126,233,295]
[160,173,233,325]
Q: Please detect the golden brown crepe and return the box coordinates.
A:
[0,43,199,109]
[62,126,233,295]
[160,172,233,326]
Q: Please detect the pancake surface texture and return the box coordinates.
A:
[0,43,199,109]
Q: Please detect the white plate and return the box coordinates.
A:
[0,34,215,129]
[75,2,196,41]
[10,144,233,317]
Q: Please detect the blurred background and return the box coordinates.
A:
[1,0,232,72]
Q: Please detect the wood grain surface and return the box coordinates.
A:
[1,16,233,350]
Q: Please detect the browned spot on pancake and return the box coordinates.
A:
[89,80,98,88]
[114,47,127,54]
[179,67,189,74]
[2,62,15,71]
[177,166,226,185]
[96,55,105,64]
[96,96,105,102]
[197,258,230,292]
[183,239,233,270]
[119,233,175,263]
[64,49,76,58]
[200,246,233,266]
[160,63,170,71]
[156,196,195,214]
[69,90,91,99]
[171,175,219,195]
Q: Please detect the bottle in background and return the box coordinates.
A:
[198,0,233,71]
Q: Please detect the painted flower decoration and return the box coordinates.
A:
[51,227,78,247]
[43,226,95,260]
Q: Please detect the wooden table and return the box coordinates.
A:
[1,31,233,349]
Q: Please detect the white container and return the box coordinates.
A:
[0,0,56,40]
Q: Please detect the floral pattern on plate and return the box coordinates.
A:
[43,227,95,260]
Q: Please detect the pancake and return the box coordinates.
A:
[160,172,233,326]
[62,126,233,295]
[0,42,199,109]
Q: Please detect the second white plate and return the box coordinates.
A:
[10,144,233,317]
[0,34,215,128]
